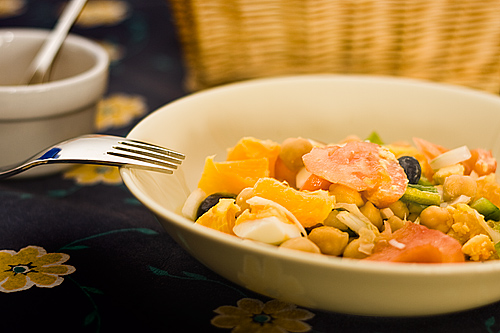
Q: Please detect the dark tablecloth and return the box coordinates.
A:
[2,1,500,332]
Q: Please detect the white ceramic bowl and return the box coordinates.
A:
[0,29,108,177]
[121,75,500,317]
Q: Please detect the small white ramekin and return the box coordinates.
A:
[0,28,109,177]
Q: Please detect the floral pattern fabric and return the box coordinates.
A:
[0,246,75,293]
[212,298,314,332]
[1,1,500,332]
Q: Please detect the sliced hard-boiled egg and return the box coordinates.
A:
[233,196,306,245]
[233,215,303,245]
[182,188,207,220]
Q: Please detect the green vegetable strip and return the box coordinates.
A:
[401,185,441,206]
[407,184,438,193]
[470,197,500,221]
[488,210,500,222]
[417,177,433,186]
[407,202,427,214]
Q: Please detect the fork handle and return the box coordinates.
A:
[0,159,51,179]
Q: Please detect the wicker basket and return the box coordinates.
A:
[168,0,500,93]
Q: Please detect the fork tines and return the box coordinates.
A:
[108,139,185,173]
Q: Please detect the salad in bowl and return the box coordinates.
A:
[183,133,500,263]
[121,75,500,316]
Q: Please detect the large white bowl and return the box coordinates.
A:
[121,75,500,317]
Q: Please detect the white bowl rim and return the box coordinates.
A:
[122,74,500,278]
[0,28,109,92]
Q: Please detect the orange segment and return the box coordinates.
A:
[476,174,500,207]
[462,148,497,176]
[300,174,332,191]
[274,156,297,187]
[226,137,281,177]
[412,137,448,160]
[411,137,448,181]
[251,177,335,228]
[198,156,269,195]
[195,198,240,235]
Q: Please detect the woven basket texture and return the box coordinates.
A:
[168,0,500,93]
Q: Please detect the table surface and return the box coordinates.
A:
[2,1,500,332]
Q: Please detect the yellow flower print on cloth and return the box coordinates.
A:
[95,93,147,131]
[0,0,26,18]
[75,0,130,28]
[211,298,314,332]
[64,165,122,185]
[0,246,75,293]
[96,40,125,63]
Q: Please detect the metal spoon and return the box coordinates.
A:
[21,0,88,85]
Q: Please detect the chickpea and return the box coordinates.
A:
[279,237,321,254]
[433,164,464,184]
[388,200,409,220]
[279,137,313,171]
[407,212,419,222]
[359,201,383,230]
[308,226,349,256]
[329,183,365,207]
[419,205,452,233]
[408,202,426,214]
[442,175,477,202]
[323,210,350,231]
[386,215,405,231]
[342,239,369,259]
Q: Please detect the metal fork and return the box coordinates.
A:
[0,134,185,179]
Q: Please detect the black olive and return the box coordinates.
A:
[397,156,421,184]
[196,192,237,219]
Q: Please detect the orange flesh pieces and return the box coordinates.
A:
[252,177,334,228]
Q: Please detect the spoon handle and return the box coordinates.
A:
[21,0,88,85]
